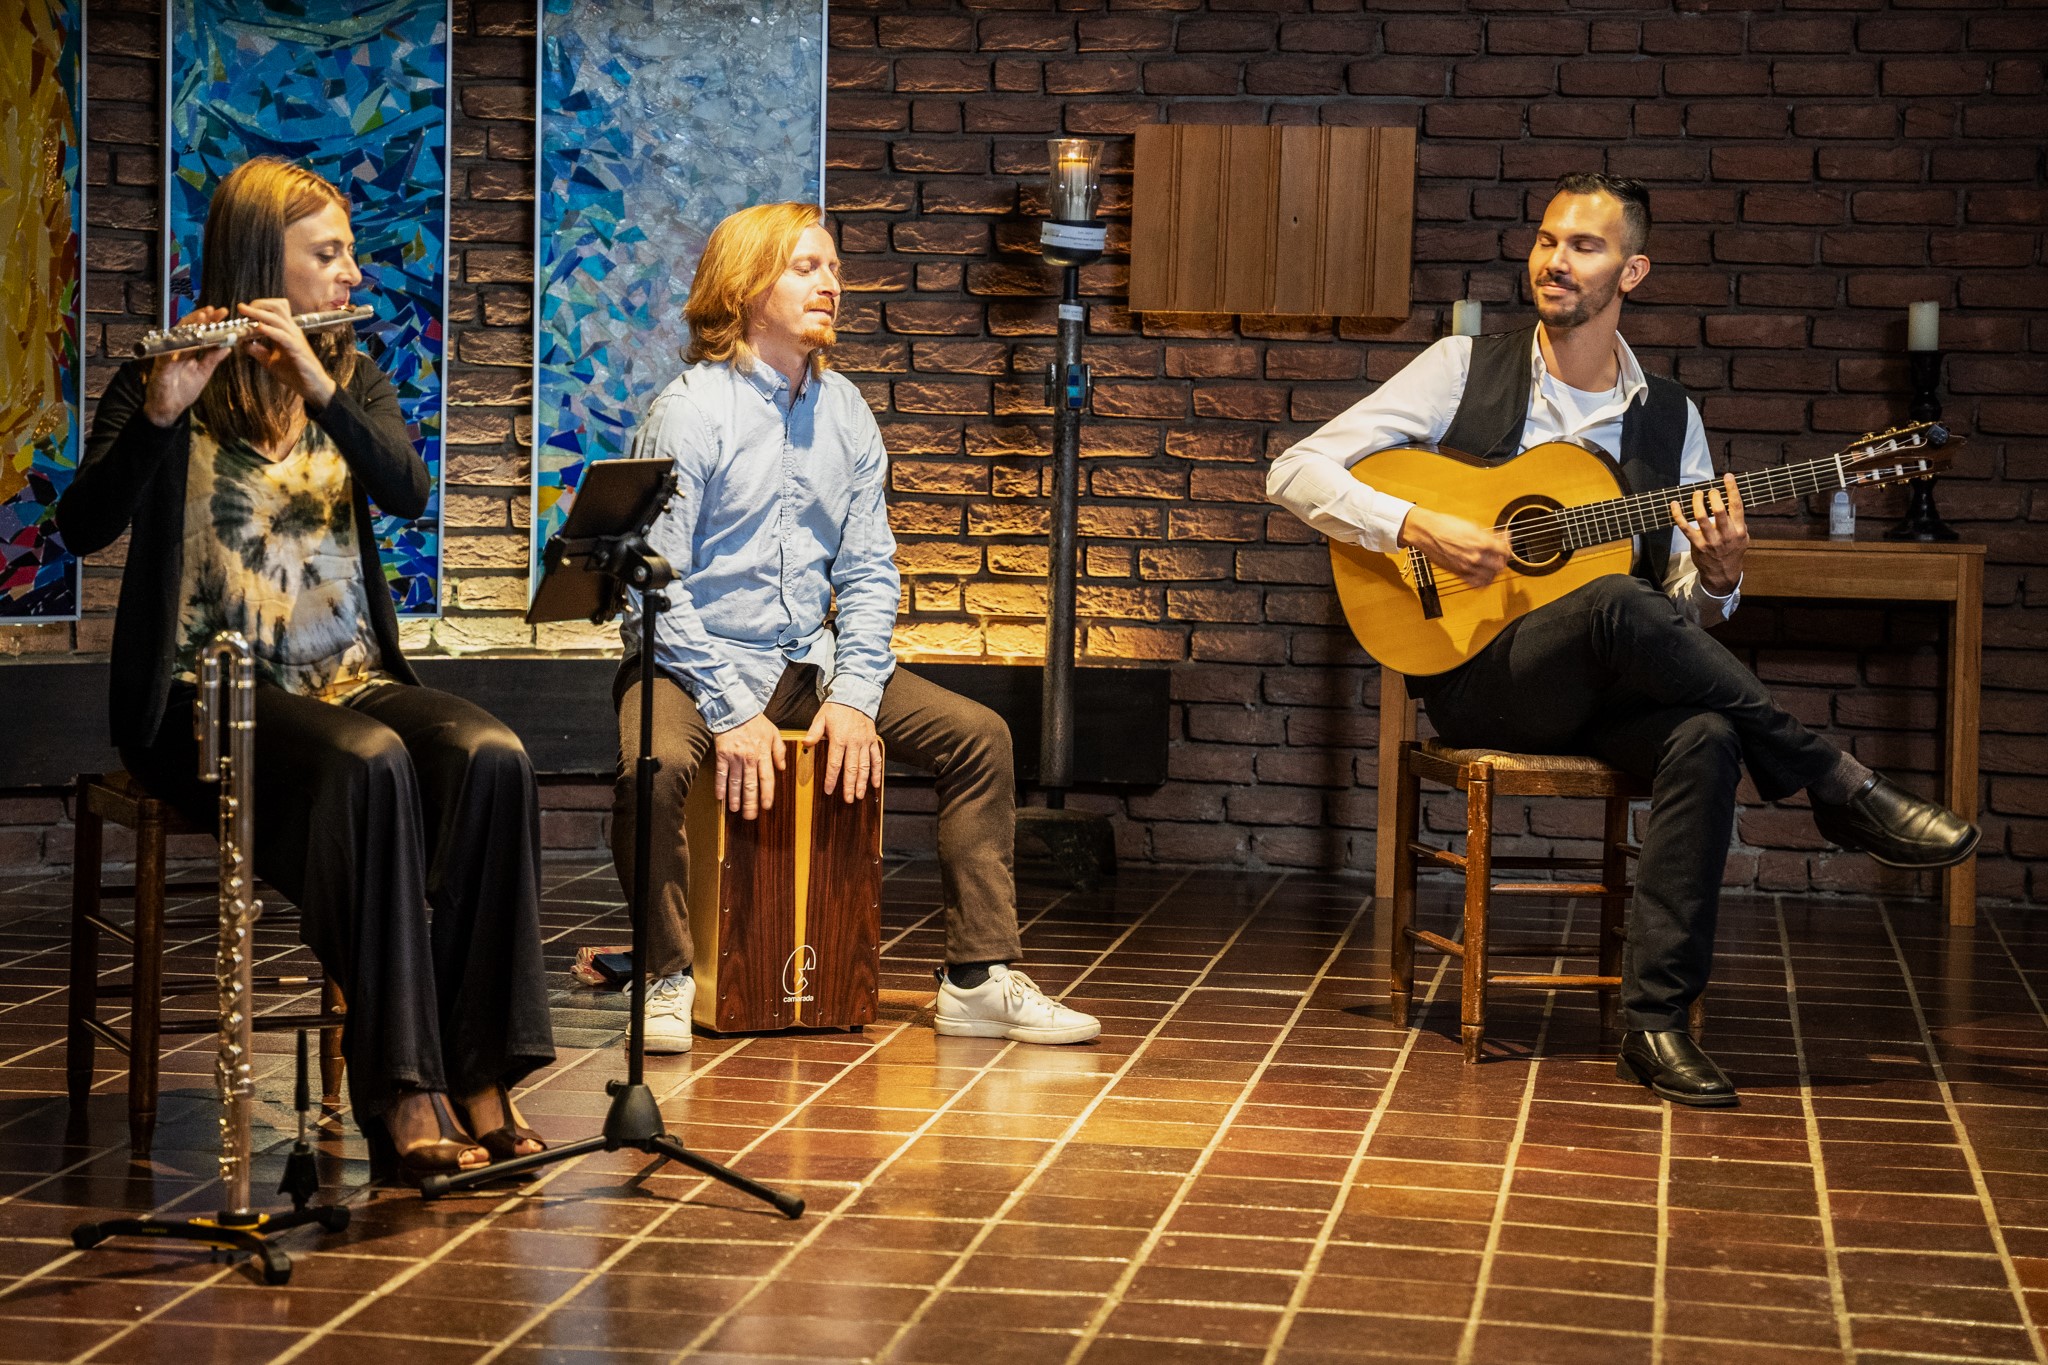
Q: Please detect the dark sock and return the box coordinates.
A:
[944,961,1000,990]
[1809,750,1875,806]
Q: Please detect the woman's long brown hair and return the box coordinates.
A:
[190,158,358,450]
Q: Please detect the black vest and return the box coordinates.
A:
[1440,326,1690,588]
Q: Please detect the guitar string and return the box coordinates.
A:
[1490,454,1929,563]
[1398,453,1934,603]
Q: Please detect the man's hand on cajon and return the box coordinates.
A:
[713,715,786,818]
[807,701,883,803]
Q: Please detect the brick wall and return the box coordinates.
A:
[4,0,2042,904]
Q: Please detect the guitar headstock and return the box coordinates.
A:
[1840,421,1962,489]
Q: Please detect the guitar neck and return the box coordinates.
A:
[1563,455,1845,552]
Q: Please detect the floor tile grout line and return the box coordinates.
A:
[56,884,774,1361]
[1058,882,1369,1365]
[1650,1094,1672,1365]
[1451,900,1577,1365]
[676,870,1206,1364]
[864,872,1277,1365]
[261,1020,823,1365]
[19,1044,623,1357]
[1774,898,1859,1363]
[1875,902,2048,1365]
[1259,937,1455,1363]
[1979,906,2048,1032]
[455,872,1145,1365]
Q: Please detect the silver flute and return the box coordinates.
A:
[195,631,261,1219]
[134,304,375,359]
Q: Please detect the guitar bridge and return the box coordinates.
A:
[1407,549,1443,620]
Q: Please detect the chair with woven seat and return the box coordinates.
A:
[1387,695,1653,1063]
[68,771,346,1154]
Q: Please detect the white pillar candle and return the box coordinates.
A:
[1908,300,1940,352]
[1452,300,1482,337]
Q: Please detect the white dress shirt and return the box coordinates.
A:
[1266,330,1741,626]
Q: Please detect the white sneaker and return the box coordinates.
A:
[643,971,695,1054]
[934,964,1101,1045]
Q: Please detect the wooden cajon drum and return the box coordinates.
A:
[683,730,884,1033]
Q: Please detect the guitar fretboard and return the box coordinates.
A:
[1543,456,1846,554]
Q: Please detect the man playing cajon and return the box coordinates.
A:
[611,202,1100,1054]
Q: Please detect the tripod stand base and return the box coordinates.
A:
[416,1080,804,1218]
[71,1204,350,1285]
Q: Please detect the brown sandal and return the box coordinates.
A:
[464,1083,547,1162]
[367,1091,489,1186]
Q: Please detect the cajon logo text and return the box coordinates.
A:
[782,945,817,1004]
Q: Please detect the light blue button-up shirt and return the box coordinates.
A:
[621,358,899,732]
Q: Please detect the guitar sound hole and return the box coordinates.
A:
[1500,496,1572,577]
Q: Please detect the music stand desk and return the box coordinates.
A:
[1373,537,1986,926]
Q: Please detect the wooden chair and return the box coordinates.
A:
[67,772,346,1154]
[1388,712,1652,1064]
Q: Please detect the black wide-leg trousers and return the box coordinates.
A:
[121,682,556,1121]
[1413,575,1841,1031]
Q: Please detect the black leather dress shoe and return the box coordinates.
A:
[1617,1030,1738,1108]
[1812,774,1980,869]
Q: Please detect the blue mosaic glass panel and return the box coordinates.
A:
[0,0,84,620]
[166,0,449,616]
[532,0,823,580]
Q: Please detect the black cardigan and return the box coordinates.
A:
[56,354,430,751]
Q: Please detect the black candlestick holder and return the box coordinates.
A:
[1886,349,1959,542]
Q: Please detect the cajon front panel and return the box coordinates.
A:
[683,732,884,1033]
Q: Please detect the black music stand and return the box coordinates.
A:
[418,458,802,1218]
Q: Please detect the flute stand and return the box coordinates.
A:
[71,1031,350,1285]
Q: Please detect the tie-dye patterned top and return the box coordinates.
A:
[171,419,393,702]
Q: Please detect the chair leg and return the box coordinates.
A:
[67,779,103,1107]
[128,805,167,1157]
[1388,748,1421,1025]
[1688,994,1707,1042]
[1460,764,1493,1064]
[320,979,347,1109]
[1598,795,1630,1033]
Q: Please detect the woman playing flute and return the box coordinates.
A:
[58,157,554,1184]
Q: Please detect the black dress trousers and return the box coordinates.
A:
[122,681,556,1121]
[1413,575,1841,1031]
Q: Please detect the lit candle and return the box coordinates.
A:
[1452,300,1482,337]
[1907,300,1940,352]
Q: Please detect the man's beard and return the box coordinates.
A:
[1532,271,1619,329]
[800,321,837,351]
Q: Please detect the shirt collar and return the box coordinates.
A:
[1528,325,1648,407]
[735,355,816,409]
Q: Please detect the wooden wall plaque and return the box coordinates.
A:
[1129,124,1415,318]
[684,731,884,1033]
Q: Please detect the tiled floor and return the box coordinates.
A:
[0,858,2043,1364]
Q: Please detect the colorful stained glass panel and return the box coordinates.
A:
[531,0,824,581]
[0,0,84,621]
[165,0,449,616]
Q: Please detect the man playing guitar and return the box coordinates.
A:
[1267,173,1977,1107]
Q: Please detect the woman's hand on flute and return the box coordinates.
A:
[238,297,338,410]
[141,306,233,428]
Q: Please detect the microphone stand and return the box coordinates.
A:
[420,466,801,1218]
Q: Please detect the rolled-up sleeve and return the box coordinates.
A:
[1264,337,1467,552]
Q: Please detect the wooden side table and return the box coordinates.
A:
[1374,538,1986,926]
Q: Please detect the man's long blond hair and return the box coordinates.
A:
[683,202,830,378]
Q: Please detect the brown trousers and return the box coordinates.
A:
[611,662,1025,977]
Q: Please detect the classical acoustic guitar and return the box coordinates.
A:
[1327,422,1959,678]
